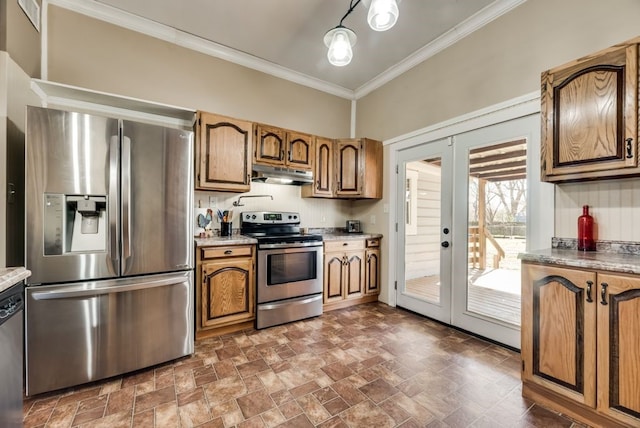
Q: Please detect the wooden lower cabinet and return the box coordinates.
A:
[196,245,255,339]
[323,238,380,311]
[522,262,640,427]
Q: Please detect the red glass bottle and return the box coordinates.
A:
[577,205,595,251]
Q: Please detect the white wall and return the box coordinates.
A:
[194,183,352,234]
[555,179,640,242]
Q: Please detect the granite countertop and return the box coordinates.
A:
[0,267,31,293]
[194,235,257,247]
[519,238,640,275]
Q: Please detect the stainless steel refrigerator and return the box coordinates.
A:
[24,106,194,396]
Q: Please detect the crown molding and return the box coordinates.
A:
[47,0,524,101]
[354,0,527,99]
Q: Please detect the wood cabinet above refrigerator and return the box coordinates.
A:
[540,38,639,182]
[196,111,253,192]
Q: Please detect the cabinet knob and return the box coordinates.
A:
[600,282,608,305]
[441,241,450,248]
[626,138,634,159]
[343,242,348,246]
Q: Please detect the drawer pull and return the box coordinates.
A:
[224,250,233,255]
[586,280,593,303]
[600,282,608,305]
[343,242,348,246]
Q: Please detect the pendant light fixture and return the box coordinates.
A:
[324,0,400,67]
[364,0,400,31]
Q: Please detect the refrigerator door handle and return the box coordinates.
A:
[30,276,184,300]
[121,133,132,266]
[109,134,120,275]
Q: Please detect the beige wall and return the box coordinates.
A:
[355,0,640,304]
[0,0,41,78]
[356,0,640,140]
[46,6,351,138]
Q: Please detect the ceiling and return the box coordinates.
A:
[88,0,523,98]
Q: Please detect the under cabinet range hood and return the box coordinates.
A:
[251,164,313,185]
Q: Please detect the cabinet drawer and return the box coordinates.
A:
[325,240,365,252]
[201,245,253,259]
[366,239,380,248]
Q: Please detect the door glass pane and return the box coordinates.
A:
[404,158,441,304]
[466,141,526,326]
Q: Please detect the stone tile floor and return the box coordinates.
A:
[23,303,586,427]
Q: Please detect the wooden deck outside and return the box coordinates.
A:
[404,267,521,326]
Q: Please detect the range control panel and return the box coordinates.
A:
[241,211,300,225]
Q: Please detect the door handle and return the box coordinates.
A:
[441,241,449,248]
[626,138,634,159]
[586,280,593,303]
[600,282,608,305]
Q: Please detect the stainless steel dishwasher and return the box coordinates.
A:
[0,281,24,427]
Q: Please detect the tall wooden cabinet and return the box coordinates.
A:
[196,245,255,339]
[522,262,640,427]
[541,38,640,182]
[254,124,314,170]
[196,112,253,192]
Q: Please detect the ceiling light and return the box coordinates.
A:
[323,0,400,67]
[366,0,399,31]
[324,26,357,67]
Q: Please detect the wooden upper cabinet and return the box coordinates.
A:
[335,138,382,199]
[255,124,286,166]
[541,39,639,182]
[596,272,640,427]
[254,125,314,170]
[287,131,314,170]
[309,136,334,197]
[196,112,252,192]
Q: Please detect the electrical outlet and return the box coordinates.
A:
[383,204,389,213]
[370,215,376,224]
[208,196,217,207]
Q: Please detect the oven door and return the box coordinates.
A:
[257,243,323,303]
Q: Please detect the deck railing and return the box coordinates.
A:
[468,226,505,269]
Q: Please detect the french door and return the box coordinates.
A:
[395,114,541,349]
[395,138,453,323]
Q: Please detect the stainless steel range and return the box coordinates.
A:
[241,211,323,329]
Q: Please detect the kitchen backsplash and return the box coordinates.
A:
[195,182,353,229]
[555,178,640,242]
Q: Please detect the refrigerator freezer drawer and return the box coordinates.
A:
[25,271,194,396]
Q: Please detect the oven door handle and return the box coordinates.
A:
[258,294,323,311]
[258,242,323,250]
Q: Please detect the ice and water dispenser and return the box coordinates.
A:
[43,194,107,255]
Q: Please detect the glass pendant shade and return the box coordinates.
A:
[324,27,357,67]
[367,0,399,31]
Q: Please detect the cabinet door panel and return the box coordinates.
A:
[314,137,334,196]
[201,258,254,328]
[345,251,364,298]
[365,249,380,295]
[197,112,252,192]
[324,254,344,303]
[255,125,286,165]
[336,140,361,196]
[287,132,313,170]
[521,263,596,407]
[597,273,640,426]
